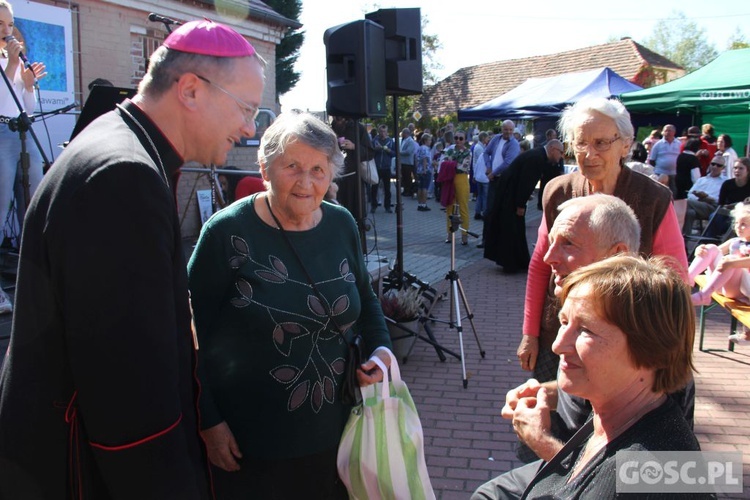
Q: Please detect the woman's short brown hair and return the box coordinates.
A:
[560,255,695,394]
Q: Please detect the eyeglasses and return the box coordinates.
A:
[455,137,465,141]
[710,162,725,167]
[195,74,259,125]
[572,136,622,153]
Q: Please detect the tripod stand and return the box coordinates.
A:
[382,271,461,365]
[422,204,486,387]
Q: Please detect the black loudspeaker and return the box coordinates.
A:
[324,20,386,118]
[365,8,422,96]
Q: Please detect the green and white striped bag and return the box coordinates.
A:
[337,350,435,500]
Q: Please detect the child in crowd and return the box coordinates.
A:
[415,134,433,211]
[689,202,750,343]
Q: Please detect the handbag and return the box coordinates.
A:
[360,159,379,186]
[337,350,436,500]
[265,196,364,406]
[339,332,364,406]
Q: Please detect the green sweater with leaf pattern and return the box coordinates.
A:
[188,194,390,459]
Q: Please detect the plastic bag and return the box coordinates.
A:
[337,351,435,500]
[360,159,379,186]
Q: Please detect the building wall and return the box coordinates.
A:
[34,0,284,239]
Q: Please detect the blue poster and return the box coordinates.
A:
[14,18,66,92]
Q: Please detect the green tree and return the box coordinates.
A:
[421,16,442,86]
[727,31,750,50]
[642,11,718,72]
[264,0,304,97]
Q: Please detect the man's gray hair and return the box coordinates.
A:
[258,111,344,179]
[557,194,641,253]
[558,97,634,154]
[138,46,266,97]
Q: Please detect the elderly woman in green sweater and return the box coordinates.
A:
[188,112,392,499]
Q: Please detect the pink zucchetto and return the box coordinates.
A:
[162,19,256,58]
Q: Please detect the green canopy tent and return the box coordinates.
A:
[620,48,750,155]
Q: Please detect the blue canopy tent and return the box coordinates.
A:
[457,67,643,121]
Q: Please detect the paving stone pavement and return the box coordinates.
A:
[1,186,748,498]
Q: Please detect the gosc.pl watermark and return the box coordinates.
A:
[616,451,743,494]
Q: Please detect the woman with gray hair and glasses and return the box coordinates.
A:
[517,97,688,383]
[189,112,392,499]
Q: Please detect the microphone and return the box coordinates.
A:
[147,13,182,26]
[3,36,32,70]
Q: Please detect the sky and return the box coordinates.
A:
[278,0,750,114]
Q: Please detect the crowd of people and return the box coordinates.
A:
[0,4,741,496]
[361,119,564,259]
[638,123,750,235]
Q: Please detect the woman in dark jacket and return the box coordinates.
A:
[719,157,750,206]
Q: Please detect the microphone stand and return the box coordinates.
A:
[31,101,78,120]
[147,13,183,34]
[0,62,51,213]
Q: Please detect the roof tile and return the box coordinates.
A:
[419,38,683,117]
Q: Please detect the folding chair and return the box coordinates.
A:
[684,205,733,261]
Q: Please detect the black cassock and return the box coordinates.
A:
[483,147,555,273]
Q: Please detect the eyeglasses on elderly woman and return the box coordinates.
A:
[572,136,622,153]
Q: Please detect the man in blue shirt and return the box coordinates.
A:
[649,124,681,196]
[483,120,521,179]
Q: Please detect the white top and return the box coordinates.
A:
[687,174,724,202]
[491,138,508,170]
[473,143,488,183]
[722,148,739,180]
[0,58,36,117]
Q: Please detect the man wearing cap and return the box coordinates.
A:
[683,155,727,234]
[0,20,264,498]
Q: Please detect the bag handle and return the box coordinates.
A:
[380,348,401,383]
[366,350,404,401]
[370,356,390,400]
